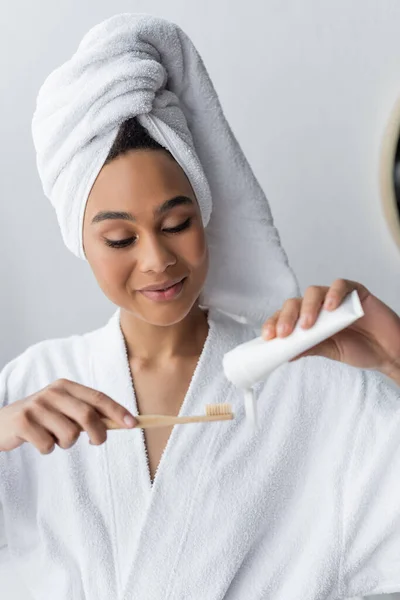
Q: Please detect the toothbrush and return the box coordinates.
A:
[223,289,365,429]
[99,402,234,430]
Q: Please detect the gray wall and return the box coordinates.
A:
[1,1,400,599]
[1,0,400,371]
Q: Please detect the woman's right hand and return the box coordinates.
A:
[0,379,137,453]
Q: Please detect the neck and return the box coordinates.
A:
[119,303,209,365]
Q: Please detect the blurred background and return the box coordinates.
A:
[1,1,400,598]
[2,0,400,369]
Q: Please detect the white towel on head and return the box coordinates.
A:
[31,13,300,328]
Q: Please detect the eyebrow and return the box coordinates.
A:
[91,195,194,225]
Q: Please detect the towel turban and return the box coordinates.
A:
[32,13,300,328]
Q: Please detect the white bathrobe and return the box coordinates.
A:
[1,307,400,600]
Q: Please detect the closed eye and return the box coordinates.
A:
[104,236,136,249]
[163,217,192,234]
[103,217,192,249]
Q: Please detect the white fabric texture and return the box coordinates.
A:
[0,308,400,599]
[31,13,299,329]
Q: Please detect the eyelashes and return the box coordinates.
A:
[104,238,135,249]
[164,217,192,235]
[103,217,193,249]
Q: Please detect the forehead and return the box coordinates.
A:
[90,150,194,207]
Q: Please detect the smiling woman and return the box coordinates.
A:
[80,116,213,501]
[2,12,400,600]
[82,117,209,333]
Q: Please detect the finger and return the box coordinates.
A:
[14,409,58,455]
[299,286,328,329]
[54,379,137,429]
[276,298,302,337]
[323,278,355,310]
[29,396,87,448]
[33,388,108,446]
[262,311,281,340]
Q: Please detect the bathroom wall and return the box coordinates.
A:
[1,0,400,370]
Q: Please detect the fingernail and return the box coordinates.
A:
[277,324,286,336]
[324,298,335,309]
[124,415,136,428]
[263,325,273,338]
[300,315,310,327]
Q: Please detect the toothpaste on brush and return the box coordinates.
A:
[222,290,365,429]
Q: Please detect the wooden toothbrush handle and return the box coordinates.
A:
[101,413,233,430]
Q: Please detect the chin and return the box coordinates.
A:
[130,275,200,325]
[139,299,198,327]
[115,273,206,326]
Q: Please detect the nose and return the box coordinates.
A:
[137,233,177,274]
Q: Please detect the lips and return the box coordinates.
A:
[138,277,185,292]
[138,277,187,302]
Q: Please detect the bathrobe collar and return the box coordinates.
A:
[89,306,244,597]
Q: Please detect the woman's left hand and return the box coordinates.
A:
[261,279,400,379]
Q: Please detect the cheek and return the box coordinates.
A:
[179,228,208,268]
[89,248,133,288]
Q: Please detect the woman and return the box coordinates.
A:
[1,13,400,600]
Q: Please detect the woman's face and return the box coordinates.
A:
[83,149,209,326]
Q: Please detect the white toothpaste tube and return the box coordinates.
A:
[222,289,364,429]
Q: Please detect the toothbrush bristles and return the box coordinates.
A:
[205,403,232,416]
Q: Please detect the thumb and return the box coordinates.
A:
[288,339,340,363]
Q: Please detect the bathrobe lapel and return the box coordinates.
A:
[90,308,242,599]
